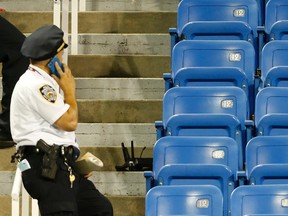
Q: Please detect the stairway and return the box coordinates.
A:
[0,0,176,215]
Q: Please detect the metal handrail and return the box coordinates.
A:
[54,0,82,62]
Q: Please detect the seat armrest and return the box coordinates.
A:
[155,121,164,139]
[163,73,172,91]
[245,120,254,142]
[169,27,179,55]
[144,171,154,193]
[236,170,247,186]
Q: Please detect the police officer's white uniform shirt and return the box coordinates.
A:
[11,64,79,150]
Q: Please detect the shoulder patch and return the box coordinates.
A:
[39,84,57,103]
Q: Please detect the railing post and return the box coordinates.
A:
[31,199,39,216]
[11,168,21,216]
[71,0,78,55]
[54,0,78,61]
[22,184,30,216]
[61,0,69,63]
[53,0,61,28]
[79,0,86,12]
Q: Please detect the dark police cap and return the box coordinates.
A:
[21,25,68,60]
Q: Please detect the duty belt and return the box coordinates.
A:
[11,139,79,163]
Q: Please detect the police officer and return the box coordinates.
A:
[10,25,113,216]
[0,15,29,147]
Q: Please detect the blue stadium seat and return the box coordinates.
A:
[164,40,256,114]
[265,0,288,41]
[170,0,259,51]
[255,87,288,136]
[231,185,288,216]
[261,41,288,88]
[145,136,240,189]
[156,165,234,216]
[246,136,288,185]
[146,185,223,216]
[144,136,238,216]
[156,86,253,160]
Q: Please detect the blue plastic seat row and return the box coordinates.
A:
[168,0,288,106]
[170,0,259,54]
[164,39,288,118]
[172,0,288,49]
[155,85,288,158]
[164,40,256,115]
[146,184,288,216]
[231,184,288,216]
[145,135,288,215]
[145,136,239,216]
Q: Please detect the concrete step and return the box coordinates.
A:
[74,33,170,55]
[76,123,156,147]
[0,171,146,196]
[1,11,176,34]
[68,55,169,78]
[77,99,161,123]
[75,78,164,100]
[1,0,177,12]
[1,146,153,172]
[0,123,156,169]
[0,55,170,78]
[0,78,165,100]
[0,195,145,216]
[0,99,162,123]
[21,33,169,55]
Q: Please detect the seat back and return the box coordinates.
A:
[246,136,288,185]
[265,0,288,39]
[261,41,288,85]
[172,40,255,83]
[177,0,258,36]
[153,136,239,179]
[231,185,288,216]
[255,87,288,135]
[146,185,223,216]
[162,86,249,128]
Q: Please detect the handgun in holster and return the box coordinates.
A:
[36,139,59,180]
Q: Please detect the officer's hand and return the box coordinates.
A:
[84,172,93,179]
[52,62,76,96]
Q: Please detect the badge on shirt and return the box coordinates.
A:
[39,84,57,103]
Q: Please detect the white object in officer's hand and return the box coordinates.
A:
[74,152,104,175]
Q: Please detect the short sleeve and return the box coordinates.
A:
[31,83,70,124]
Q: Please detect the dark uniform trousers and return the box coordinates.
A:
[21,148,113,216]
[0,16,29,136]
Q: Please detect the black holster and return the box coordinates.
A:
[36,139,59,180]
